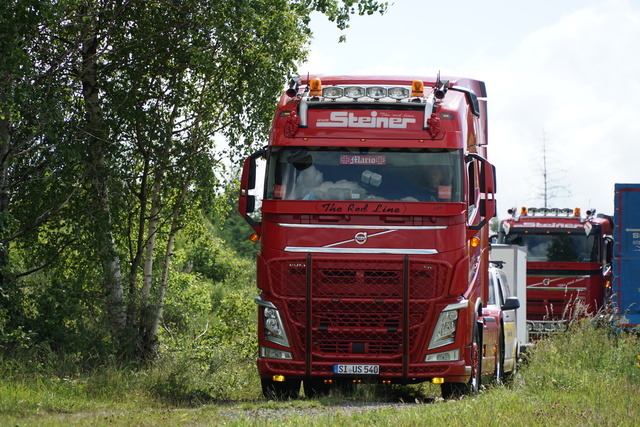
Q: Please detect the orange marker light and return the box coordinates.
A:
[470,237,480,247]
[411,80,424,97]
[250,233,260,242]
[309,78,322,96]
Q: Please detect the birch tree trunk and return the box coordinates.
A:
[141,178,190,360]
[81,33,127,339]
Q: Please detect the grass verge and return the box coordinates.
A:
[0,320,638,426]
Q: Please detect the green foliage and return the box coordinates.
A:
[161,271,213,333]
[0,0,388,365]
[154,287,259,403]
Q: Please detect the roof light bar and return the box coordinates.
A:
[305,84,417,101]
[521,207,584,217]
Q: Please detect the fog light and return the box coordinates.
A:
[344,86,365,99]
[260,346,293,360]
[366,86,387,99]
[388,87,410,99]
[322,87,343,99]
[425,349,460,362]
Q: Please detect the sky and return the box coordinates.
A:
[298,0,640,219]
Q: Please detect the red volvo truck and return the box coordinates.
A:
[238,75,503,399]
[497,207,613,338]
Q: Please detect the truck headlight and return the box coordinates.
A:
[428,300,467,350]
[256,297,290,347]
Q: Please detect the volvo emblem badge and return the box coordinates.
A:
[354,232,368,245]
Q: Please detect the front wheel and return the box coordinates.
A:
[261,378,301,400]
[467,320,482,393]
[303,378,331,398]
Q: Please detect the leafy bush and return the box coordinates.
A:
[162,271,214,333]
[153,285,259,403]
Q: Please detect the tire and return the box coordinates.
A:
[441,321,482,399]
[440,381,463,400]
[303,378,331,398]
[261,378,301,400]
[333,377,357,396]
[504,338,517,383]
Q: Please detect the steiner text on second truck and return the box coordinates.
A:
[238,75,513,399]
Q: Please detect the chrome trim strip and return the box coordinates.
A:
[284,247,438,254]
[324,229,396,248]
[277,223,446,230]
[254,296,276,308]
[444,300,469,311]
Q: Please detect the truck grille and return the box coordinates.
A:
[268,257,448,359]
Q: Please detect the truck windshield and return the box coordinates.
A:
[264,147,463,202]
[499,230,601,262]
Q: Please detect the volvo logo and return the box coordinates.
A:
[288,263,306,268]
[354,232,368,245]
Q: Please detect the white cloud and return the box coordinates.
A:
[300,0,640,216]
[482,0,640,215]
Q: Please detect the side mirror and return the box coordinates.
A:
[604,236,614,263]
[246,195,255,214]
[238,148,266,231]
[501,296,520,311]
[466,153,496,231]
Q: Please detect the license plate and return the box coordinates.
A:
[333,364,379,375]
